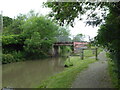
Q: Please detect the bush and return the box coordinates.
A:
[2,34,25,45]
[64,57,73,67]
[2,54,14,64]
[60,46,72,56]
[2,51,25,64]
[12,51,25,62]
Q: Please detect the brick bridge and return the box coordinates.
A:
[52,42,89,56]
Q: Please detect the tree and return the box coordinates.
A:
[44,2,110,26]
[3,14,26,35]
[22,14,60,58]
[73,34,85,42]
[3,16,13,28]
[56,27,72,42]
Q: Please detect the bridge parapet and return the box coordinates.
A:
[54,42,73,46]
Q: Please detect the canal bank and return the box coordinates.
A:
[38,48,103,88]
[38,56,96,88]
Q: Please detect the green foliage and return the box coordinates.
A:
[44,2,110,26]
[2,34,24,45]
[108,59,120,88]
[2,11,71,62]
[22,15,60,58]
[3,16,13,28]
[56,27,71,42]
[57,27,70,36]
[2,51,25,64]
[84,50,94,57]
[24,32,41,53]
[64,57,73,67]
[2,54,14,64]
[3,14,26,35]
[95,3,120,79]
[59,46,72,56]
[22,15,59,40]
[12,51,25,62]
[73,34,85,42]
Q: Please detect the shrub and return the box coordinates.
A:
[60,46,72,56]
[2,54,14,64]
[64,57,73,67]
[2,51,25,64]
[12,51,25,62]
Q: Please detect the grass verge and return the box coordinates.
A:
[38,56,96,88]
[108,59,120,88]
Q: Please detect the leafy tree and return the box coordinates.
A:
[3,16,13,28]
[22,15,59,58]
[44,2,109,26]
[56,27,71,42]
[96,2,120,57]
[23,32,41,57]
[3,14,26,35]
[73,34,85,42]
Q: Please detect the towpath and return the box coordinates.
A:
[72,51,113,88]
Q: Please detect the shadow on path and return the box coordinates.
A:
[72,51,113,88]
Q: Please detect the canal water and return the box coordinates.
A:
[2,57,65,88]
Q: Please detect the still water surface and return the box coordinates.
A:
[2,57,65,88]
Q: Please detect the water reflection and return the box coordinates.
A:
[2,57,65,88]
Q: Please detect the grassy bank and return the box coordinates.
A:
[73,47,103,58]
[108,59,120,89]
[85,47,103,57]
[38,48,102,88]
[106,52,120,89]
[38,56,96,88]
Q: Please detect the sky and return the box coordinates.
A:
[0,0,99,41]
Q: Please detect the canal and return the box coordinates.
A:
[2,57,65,88]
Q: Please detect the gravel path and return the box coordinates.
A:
[72,51,113,88]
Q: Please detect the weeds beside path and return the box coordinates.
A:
[72,51,113,88]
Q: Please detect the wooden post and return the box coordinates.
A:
[81,49,84,60]
[95,48,98,60]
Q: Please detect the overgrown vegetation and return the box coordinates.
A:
[59,46,72,57]
[108,60,119,88]
[107,53,120,88]
[2,11,71,64]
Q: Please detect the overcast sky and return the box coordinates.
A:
[0,0,99,41]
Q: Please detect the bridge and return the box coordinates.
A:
[52,41,89,56]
